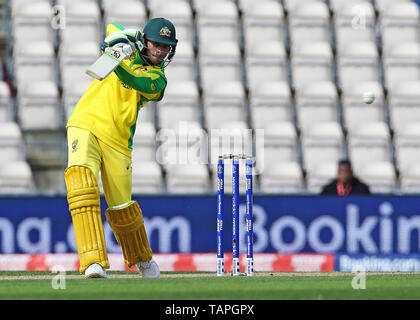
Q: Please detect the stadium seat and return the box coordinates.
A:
[203,81,246,129]
[132,161,163,194]
[259,162,304,194]
[348,122,392,170]
[11,0,50,13]
[383,42,420,90]
[164,41,195,82]
[199,41,241,90]
[238,0,279,12]
[249,81,292,129]
[242,1,285,51]
[13,41,56,92]
[13,40,55,60]
[295,81,338,129]
[17,81,61,130]
[337,41,379,91]
[334,2,376,54]
[342,81,385,130]
[400,163,420,193]
[0,161,35,193]
[380,2,420,53]
[255,122,298,174]
[58,1,101,46]
[166,164,210,193]
[59,40,99,65]
[149,0,193,43]
[301,122,344,171]
[355,161,396,193]
[196,1,239,46]
[132,122,156,162]
[59,41,99,96]
[157,81,199,129]
[0,81,12,122]
[283,0,325,13]
[288,1,331,51]
[0,122,24,165]
[200,42,244,128]
[375,0,412,13]
[388,81,420,131]
[148,0,190,11]
[194,0,237,15]
[394,122,420,174]
[306,161,338,194]
[104,0,147,30]
[329,0,371,12]
[245,42,288,89]
[291,41,333,90]
[193,0,233,10]
[12,0,54,44]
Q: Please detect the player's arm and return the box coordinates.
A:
[106,23,125,36]
[114,64,167,94]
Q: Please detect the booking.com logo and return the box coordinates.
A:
[1,202,420,254]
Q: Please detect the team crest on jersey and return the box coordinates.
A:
[72,139,78,153]
[160,26,171,37]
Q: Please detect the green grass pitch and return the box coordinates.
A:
[1,271,420,300]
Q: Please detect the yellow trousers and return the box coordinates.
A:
[65,126,153,272]
[67,126,132,208]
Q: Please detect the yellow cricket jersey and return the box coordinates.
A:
[67,23,167,157]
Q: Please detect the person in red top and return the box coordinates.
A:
[321,160,371,195]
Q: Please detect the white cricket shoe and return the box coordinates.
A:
[136,259,160,278]
[84,263,107,279]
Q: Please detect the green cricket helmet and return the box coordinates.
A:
[142,18,178,67]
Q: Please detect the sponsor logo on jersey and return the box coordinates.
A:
[121,81,132,89]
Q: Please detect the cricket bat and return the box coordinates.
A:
[86,43,136,80]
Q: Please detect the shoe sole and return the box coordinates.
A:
[85,273,106,279]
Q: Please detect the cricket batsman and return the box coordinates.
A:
[64,18,178,278]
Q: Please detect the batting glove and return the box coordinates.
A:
[121,29,145,52]
[101,31,130,53]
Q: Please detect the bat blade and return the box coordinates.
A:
[86,47,127,81]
